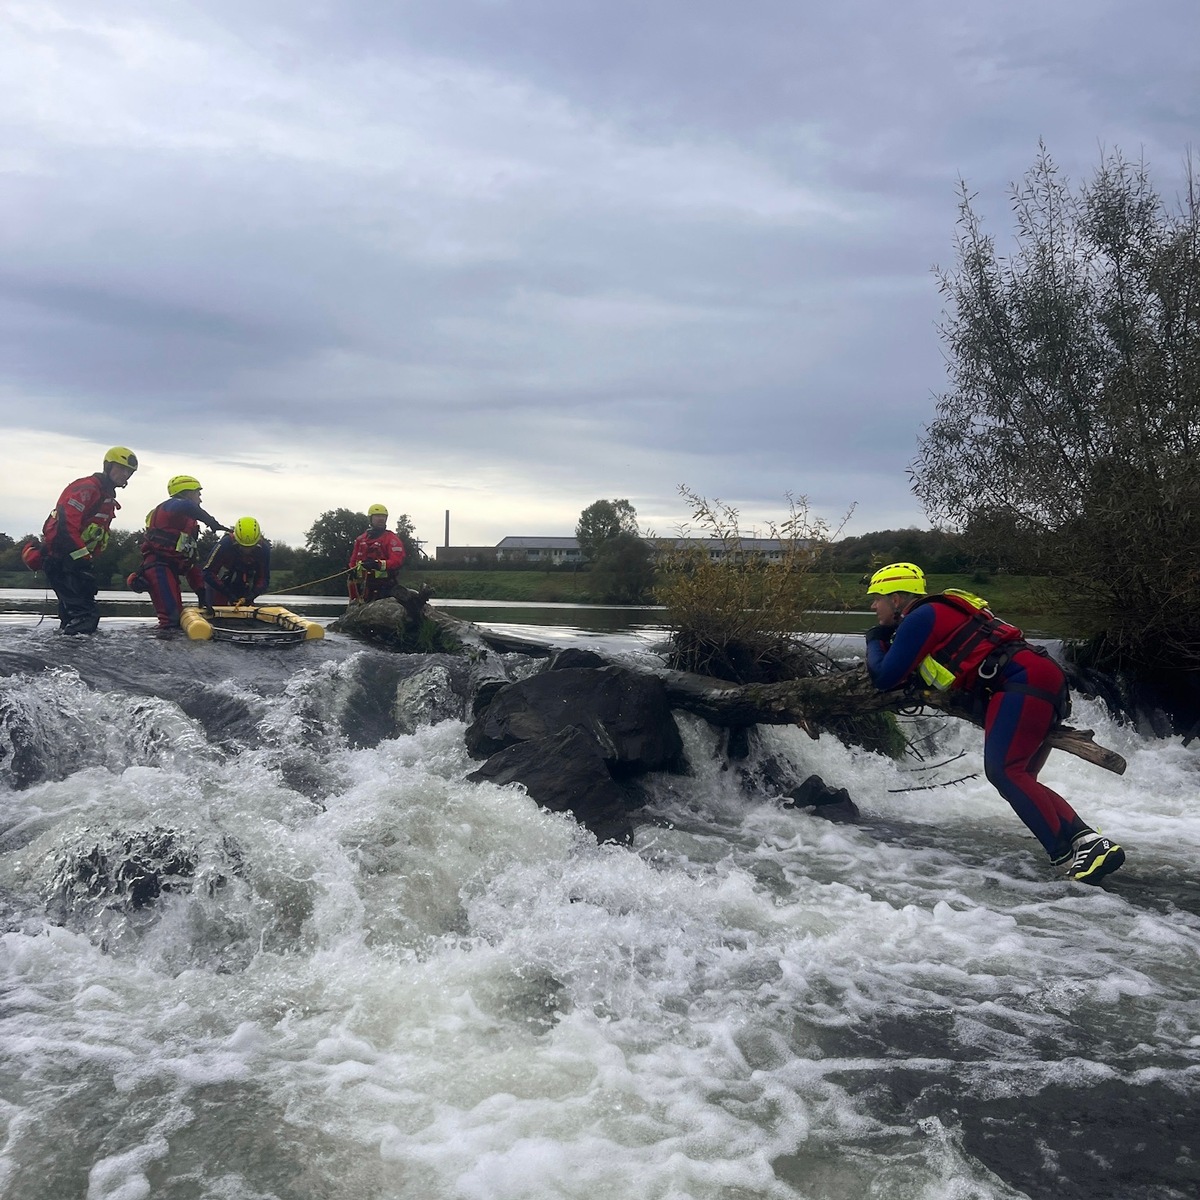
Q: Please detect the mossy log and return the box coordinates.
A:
[329,586,474,654]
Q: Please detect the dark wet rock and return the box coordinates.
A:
[466,665,685,775]
[1064,642,1200,738]
[479,630,555,657]
[468,725,634,844]
[331,588,464,655]
[725,726,752,761]
[471,677,510,718]
[549,648,608,671]
[784,774,860,823]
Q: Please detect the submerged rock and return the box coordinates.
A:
[784,774,861,824]
[468,725,634,844]
[46,827,241,917]
[548,648,608,671]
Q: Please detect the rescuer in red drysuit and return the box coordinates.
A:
[347,504,407,603]
[129,475,229,628]
[28,446,139,634]
[863,562,1125,884]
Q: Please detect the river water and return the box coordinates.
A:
[0,595,1197,1199]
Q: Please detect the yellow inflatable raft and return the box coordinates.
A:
[180,604,325,644]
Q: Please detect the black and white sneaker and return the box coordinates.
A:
[1066,832,1125,883]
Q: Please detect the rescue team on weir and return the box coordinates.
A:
[22,446,405,633]
[23,449,1126,885]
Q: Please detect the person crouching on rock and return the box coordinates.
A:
[863,562,1125,884]
[348,503,406,603]
[130,475,229,628]
[32,445,138,635]
[202,517,271,608]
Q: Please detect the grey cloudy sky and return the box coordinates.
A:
[2,0,1197,550]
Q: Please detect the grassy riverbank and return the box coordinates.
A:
[1,568,1061,612]
[404,570,598,603]
[319,569,1060,612]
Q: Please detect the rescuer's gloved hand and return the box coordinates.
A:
[864,625,892,647]
[362,558,382,571]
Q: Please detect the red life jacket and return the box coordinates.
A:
[905,589,1026,691]
[348,529,406,575]
[142,501,201,561]
[41,473,120,561]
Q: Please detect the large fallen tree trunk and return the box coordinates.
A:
[332,590,1127,776]
[660,664,1127,775]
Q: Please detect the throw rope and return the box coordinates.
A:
[271,568,350,595]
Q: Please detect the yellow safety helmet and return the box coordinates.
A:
[367,503,388,517]
[233,516,261,547]
[103,446,138,472]
[168,474,202,496]
[866,562,927,596]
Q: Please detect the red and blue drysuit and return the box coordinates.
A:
[347,528,406,602]
[867,594,1089,863]
[38,472,121,634]
[202,535,272,607]
[135,499,226,628]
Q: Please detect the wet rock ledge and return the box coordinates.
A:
[331,592,1125,845]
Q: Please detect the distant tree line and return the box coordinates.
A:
[0,513,993,592]
[820,528,974,574]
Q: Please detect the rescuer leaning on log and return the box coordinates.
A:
[864,562,1125,884]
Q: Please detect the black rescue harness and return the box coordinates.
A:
[907,591,1070,721]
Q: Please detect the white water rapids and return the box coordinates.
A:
[0,623,1197,1200]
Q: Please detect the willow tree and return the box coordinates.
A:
[913,146,1200,671]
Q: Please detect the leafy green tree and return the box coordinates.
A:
[269,541,300,572]
[0,532,28,574]
[575,499,639,563]
[824,528,970,574]
[95,528,143,587]
[394,514,423,563]
[590,531,655,604]
[913,146,1200,671]
[305,509,365,563]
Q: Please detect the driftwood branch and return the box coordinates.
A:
[660,664,1127,775]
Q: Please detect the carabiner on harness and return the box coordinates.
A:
[976,645,1016,682]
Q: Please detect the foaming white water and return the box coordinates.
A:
[1,640,1198,1200]
[0,668,216,787]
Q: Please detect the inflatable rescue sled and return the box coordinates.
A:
[180,604,325,644]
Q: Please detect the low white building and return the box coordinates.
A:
[494,536,584,564]
[435,535,801,565]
